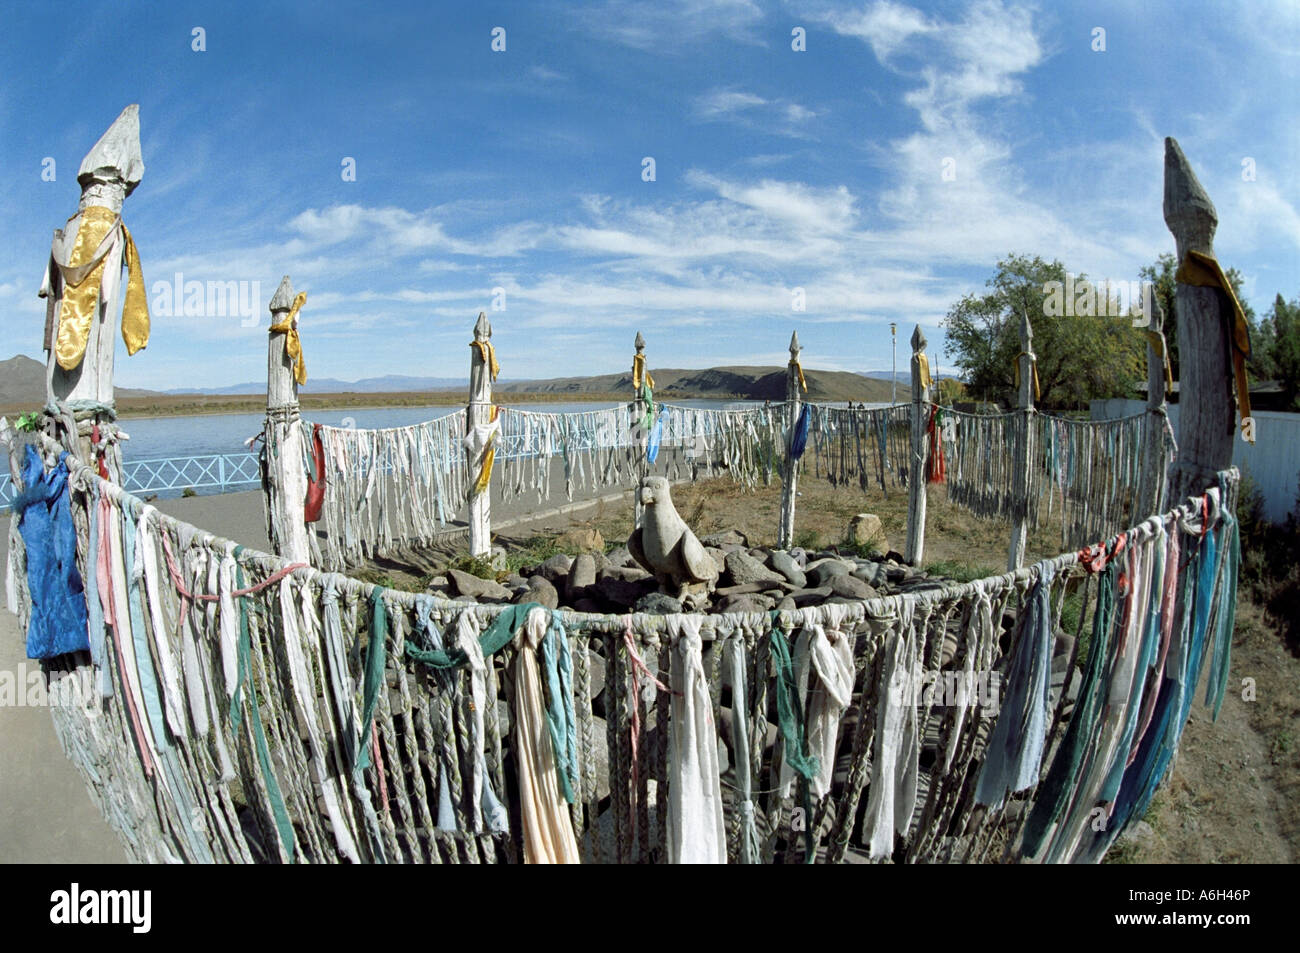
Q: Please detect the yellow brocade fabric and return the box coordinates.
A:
[790,357,807,393]
[1012,352,1040,401]
[916,352,932,391]
[632,353,654,391]
[471,406,500,496]
[54,206,150,370]
[268,292,308,386]
[119,223,150,356]
[470,340,500,382]
[1142,329,1174,396]
[1175,249,1252,435]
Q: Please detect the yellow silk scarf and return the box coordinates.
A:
[1142,330,1174,397]
[1175,249,1252,437]
[470,340,500,382]
[916,352,932,391]
[53,205,151,370]
[1012,351,1040,401]
[471,405,500,497]
[790,357,807,392]
[632,353,654,391]
[268,292,308,386]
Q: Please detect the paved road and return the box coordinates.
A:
[0,472,635,863]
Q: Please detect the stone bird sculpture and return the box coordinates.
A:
[627,476,718,603]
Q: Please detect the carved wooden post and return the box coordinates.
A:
[632,331,650,530]
[1141,296,1171,518]
[778,330,802,549]
[904,325,929,565]
[1007,311,1036,571]
[468,311,494,559]
[264,276,310,563]
[1164,137,1237,502]
[39,104,146,483]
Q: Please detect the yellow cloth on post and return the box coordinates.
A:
[1012,352,1040,401]
[1142,330,1174,396]
[632,353,654,391]
[1175,249,1253,437]
[916,353,932,390]
[790,358,807,393]
[471,340,500,382]
[53,206,151,370]
[268,292,308,386]
[470,406,500,497]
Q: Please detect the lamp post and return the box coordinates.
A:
[890,322,897,405]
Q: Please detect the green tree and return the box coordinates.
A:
[943,254,1145,410]
[1268,293,1300,409]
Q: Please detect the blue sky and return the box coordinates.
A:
[0,0,1297,390]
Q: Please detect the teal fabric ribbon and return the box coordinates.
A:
[768,611,818,864]
[1020,564,1117,857]
[405,602,541,669]
[540,611,579,803]
[229,552,297,863]
[356,586,388,774]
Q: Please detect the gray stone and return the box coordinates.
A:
[567,553,598,598]
[600,565,652,583]
[724,550,786,587]
[769,550,808,588]
[448,568,511,601]
[830,574,878,600]
[788,547,809,570]
[775,596,797,612]
[635,592,682,615]
[702,529,748,548]
[851,561,879,582]
[605,546,635,569]
[788,586,833,607]
[425,575,449,591]
[806,558,852,588]
[597,575,653,609]
[704,547,728,574]
[504,573,528,590]
[715,592,769,614]
[538,553,574,584]
[846,513,888,552]
[518,576,559,609]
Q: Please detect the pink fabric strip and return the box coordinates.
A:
[622,619,672,843]
[1128,525,1181,765]
[372,722,389,814]
[98,498,154,778]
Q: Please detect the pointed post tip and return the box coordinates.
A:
[78,104,145,195]
[789,330,801,354]
[910,324,926,351]
[269,276,295,312]
[634,331,646,352]
[1163,136,1217,254]
[473,311,491,340]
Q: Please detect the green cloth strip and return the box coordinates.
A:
[404,602,541,670]
[356,586,388,774]
[769,611,818,864]
[229,553,296,863]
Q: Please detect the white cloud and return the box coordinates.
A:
[692,87,821,137]
[577,0,766,51]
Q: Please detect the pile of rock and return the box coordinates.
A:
[425,529,951,616]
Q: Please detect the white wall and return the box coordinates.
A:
[1091,399,1300,523]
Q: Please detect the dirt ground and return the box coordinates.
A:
[499,475,1300,865]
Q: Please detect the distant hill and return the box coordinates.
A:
[2,354,897,409]
[168,373,469,395]
[496,366,895,402]
[0,354,158,408]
